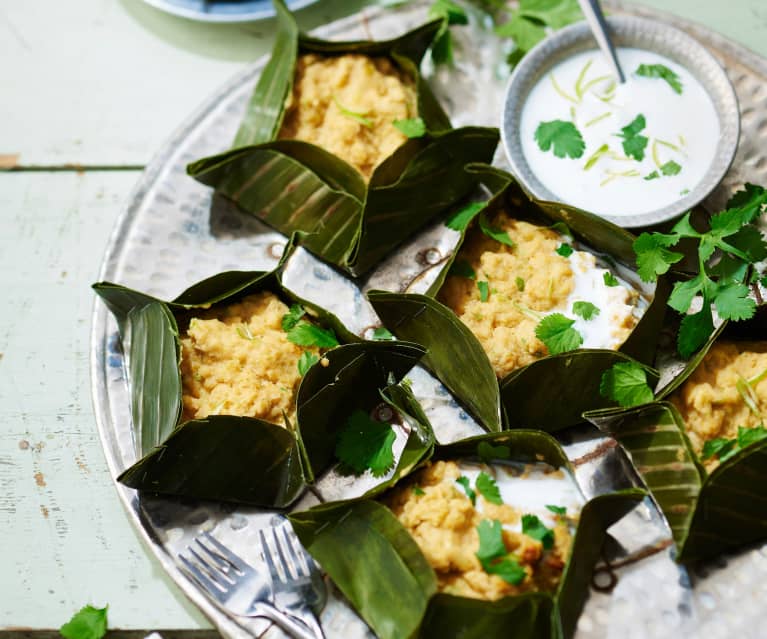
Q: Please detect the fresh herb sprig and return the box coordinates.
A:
[335,410,397,477]
[701,425,767,463]
[618,114,649,161]
[535,120,585,159]
[635,63,683,94]
[632,184,767,357]
[599,361,654,408]
[476,519,526,585]
[60,605,108,639]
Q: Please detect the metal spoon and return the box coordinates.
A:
[578,0,625,83]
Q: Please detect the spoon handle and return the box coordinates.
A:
[578,0,625,83]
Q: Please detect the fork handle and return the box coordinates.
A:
[249,602,318,639]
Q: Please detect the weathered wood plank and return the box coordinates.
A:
[0,172,211,630]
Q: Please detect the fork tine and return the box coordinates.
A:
[259,528,284,583]
[188,546,234,589]
[179,552,227,599]
[280,525,311,578]
[272,527,298,581]
[194,537,235,575]
[200,531,248,572]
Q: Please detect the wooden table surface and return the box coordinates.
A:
[2,0,767,635]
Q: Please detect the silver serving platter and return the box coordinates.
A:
[90,2,767,638]
[501,15,740,228]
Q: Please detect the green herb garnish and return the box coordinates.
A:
[661,160,682,176]
[701,426,767,463]
[521,514,554,549]
[583,143,609,170]
[371,327,395,341]
[534,120,585,158]
[599,361,654,408]
[476,520,526,585]
[618,114,648,161]
[644,170,660,181]
[393,117,426,138]
[412,486,425,496]
[546,504,566,516]
[286,322,339,348]
[572,301,600,320]
[456,476,477,504]
[556,243,574,257]
[60,605,108,639]
[479,212,515,247]
[281,304,305,331]
[535,313,583,354]
[635,63,683,94]
[515,276,526,292]
[478,280,490,302]
[429,0,469,65]
[335,410,396,477]
[603,271,619,287]
[476,472,503,505]
[297,351,319,376]
[333,96,373,128]
[633,184,767,356]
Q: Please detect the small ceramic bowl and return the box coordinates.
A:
[501,15,740,228]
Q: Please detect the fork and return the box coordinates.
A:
[178,531,317,639]
[259,524,326,639]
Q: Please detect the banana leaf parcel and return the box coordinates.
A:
[585,307,767,562]
[187,0,499,277]
[290,430,644,639]
[368,166,668,432]
[93,259,428,508]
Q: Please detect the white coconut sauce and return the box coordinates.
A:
[456,461,583,532]
[520,48,719,217]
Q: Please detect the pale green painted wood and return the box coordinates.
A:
[1,0,767,634]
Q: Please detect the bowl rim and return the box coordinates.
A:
[501,15,741,228]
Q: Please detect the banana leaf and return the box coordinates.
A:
[290,431,645,639]
[187,0,499,277]
[369,166,669,433]
[93,258,427,507]
[585,309,767,562]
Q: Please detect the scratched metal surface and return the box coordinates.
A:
[90,2,767,638]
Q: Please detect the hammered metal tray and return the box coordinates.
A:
[89,2,767,638]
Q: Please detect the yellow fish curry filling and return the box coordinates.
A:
[180,291,329,425]
[439,210,641,379]
[278,53,417,181]
[385,460,575,601]
[670,341,767,471]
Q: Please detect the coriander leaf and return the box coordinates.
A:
[450,260,476,280]
[572,301,600,320]
[521,514,554,549]
[632,232,684,282]
[556,243,574,257]
[535,120,585,159]
[727,225,767,263]
[701,437,736,461]
[476,472,503,505]
[413,486,425,496]
[618,114,648,161]
[429,0,468,65]
[281,304,306,331]
[372,327,395,341]
[484,556,527,585]
[670,211,701,237]
[478,280,490,302]
[393,117,426,138]
[668,274,705,314]
[599,361,654,407]
[60,605,108,639]
[286,322,339,348]
[477,441,511,463]
[518,0,582,29]
[495,13,546,52]
[535,313,583,354]
[661,160,682,176]
[335,410,396,477]
[429,0,469,24]
[333,96,373,128]
[515,277,526,292]
[709,254,749,284]
[297,351,319,376]
[549,221,573,238]
[635,63,683,94]
[479,212,515,247]
[476,520,507,562]
[726,183,767,221]
[456,476,477,504]
[603,271,619,287]
[644,170,660,181]
[737,425,767,449]
[713,281,756,321]
[445,201,485,231]
[546,504,567,516]
[677,305,714,358]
